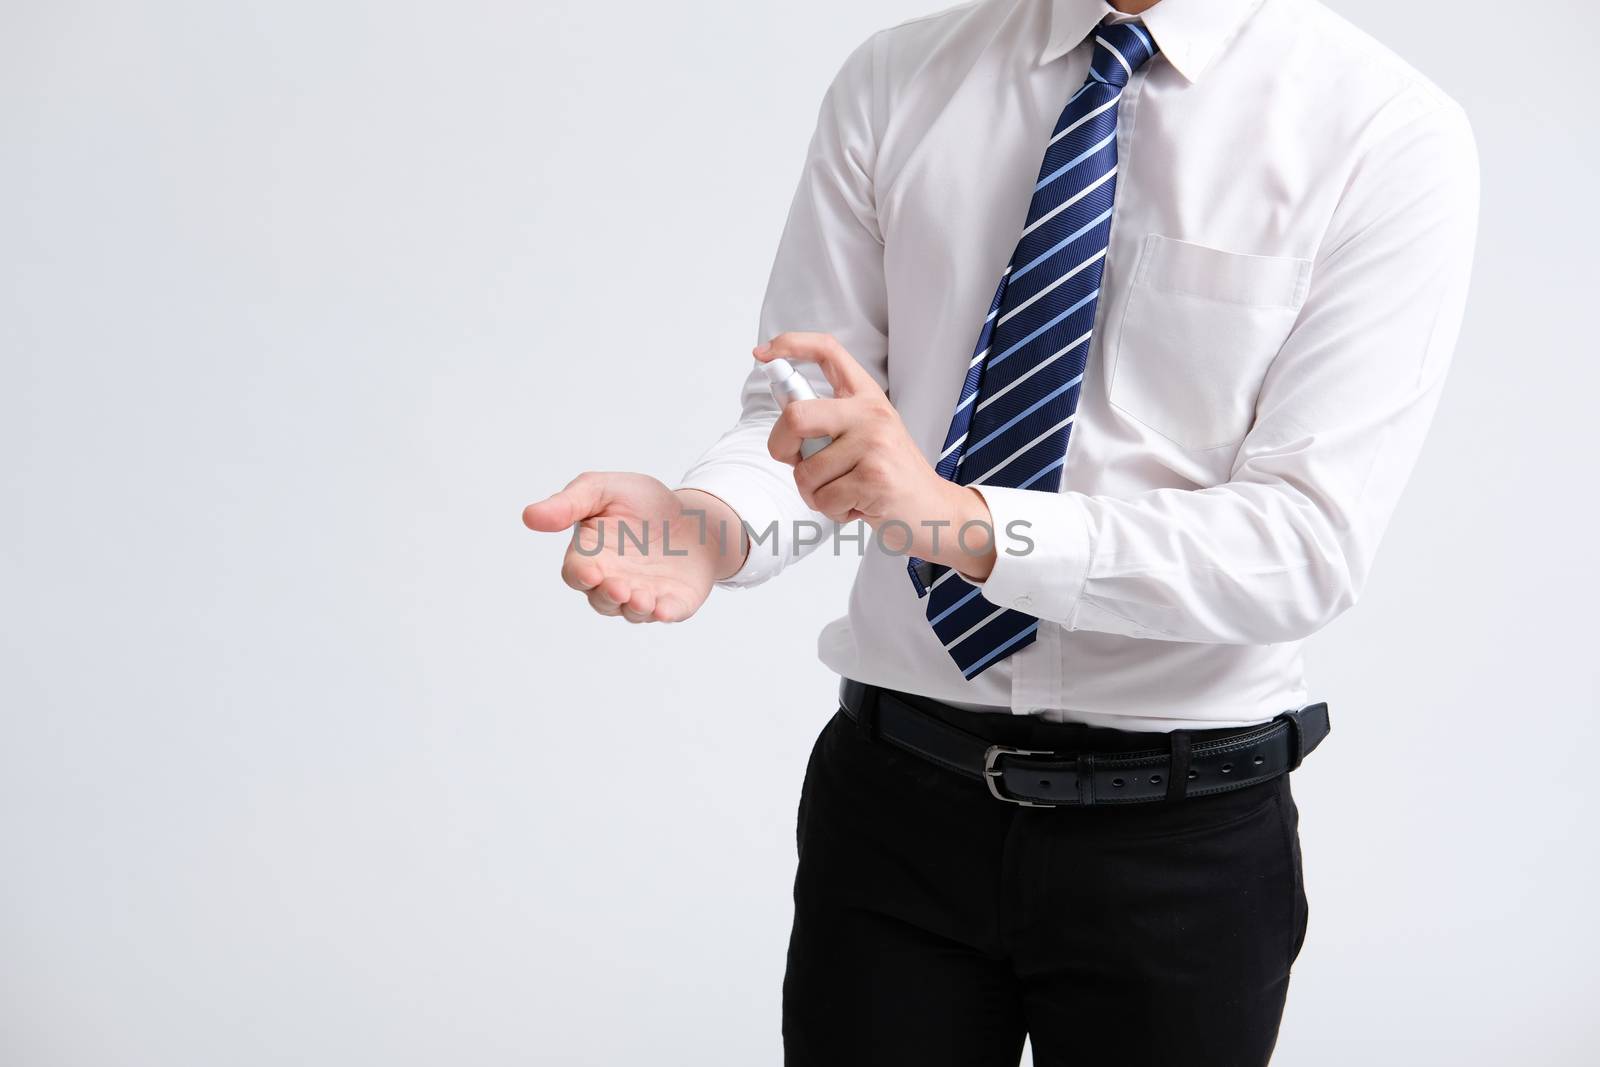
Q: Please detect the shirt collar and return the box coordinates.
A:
[1040,0,1266,83]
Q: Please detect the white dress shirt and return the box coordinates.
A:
[678,0,1479,729]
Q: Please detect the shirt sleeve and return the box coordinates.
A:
[972,98,1481,644]
[676,34,890,589]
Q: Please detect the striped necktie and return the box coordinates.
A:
[912,21,1159,680]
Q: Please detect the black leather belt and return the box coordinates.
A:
[838,678,1330,807]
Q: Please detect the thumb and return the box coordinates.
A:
[523,473,608,532]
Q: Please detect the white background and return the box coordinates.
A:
[3,0,1596,1063]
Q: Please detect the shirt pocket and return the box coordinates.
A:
[1109,235,1312,451]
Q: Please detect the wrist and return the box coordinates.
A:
[673,488,748,582]
[925,482,997,581]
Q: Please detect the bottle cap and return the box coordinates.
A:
[761,357,797,384]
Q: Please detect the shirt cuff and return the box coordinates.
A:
[967,484,1096,626]
[675,463,790,590]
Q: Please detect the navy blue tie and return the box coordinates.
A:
[913,21,1159,679]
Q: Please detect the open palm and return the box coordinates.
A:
[523,472,733,623]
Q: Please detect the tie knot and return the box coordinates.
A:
[1088,21,1158,87]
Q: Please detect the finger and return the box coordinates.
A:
[599,577,632,605]
[621,587,657,624]
[586,576,631,617]
[792,435,865,509]
[560,550,603,592]
[653,593,691,623]
[812,476,862,526]
[524,473,609,532]
[754,332,881,400]
[767,398,855,466]
[586,588,623,616]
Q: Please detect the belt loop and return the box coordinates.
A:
[1282,714,1304,772]
[855,683,881,744]
[1076,754,1095,807]
[1281,702,1331,771]
[1166,731,1191,802]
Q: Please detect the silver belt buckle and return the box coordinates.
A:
[982,744,1059,807]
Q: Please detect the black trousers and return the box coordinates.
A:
[782,696,1309,1067]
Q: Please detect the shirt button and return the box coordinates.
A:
[1014,594,1033,610]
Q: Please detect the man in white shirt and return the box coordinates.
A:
[523,0,1477,1062]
